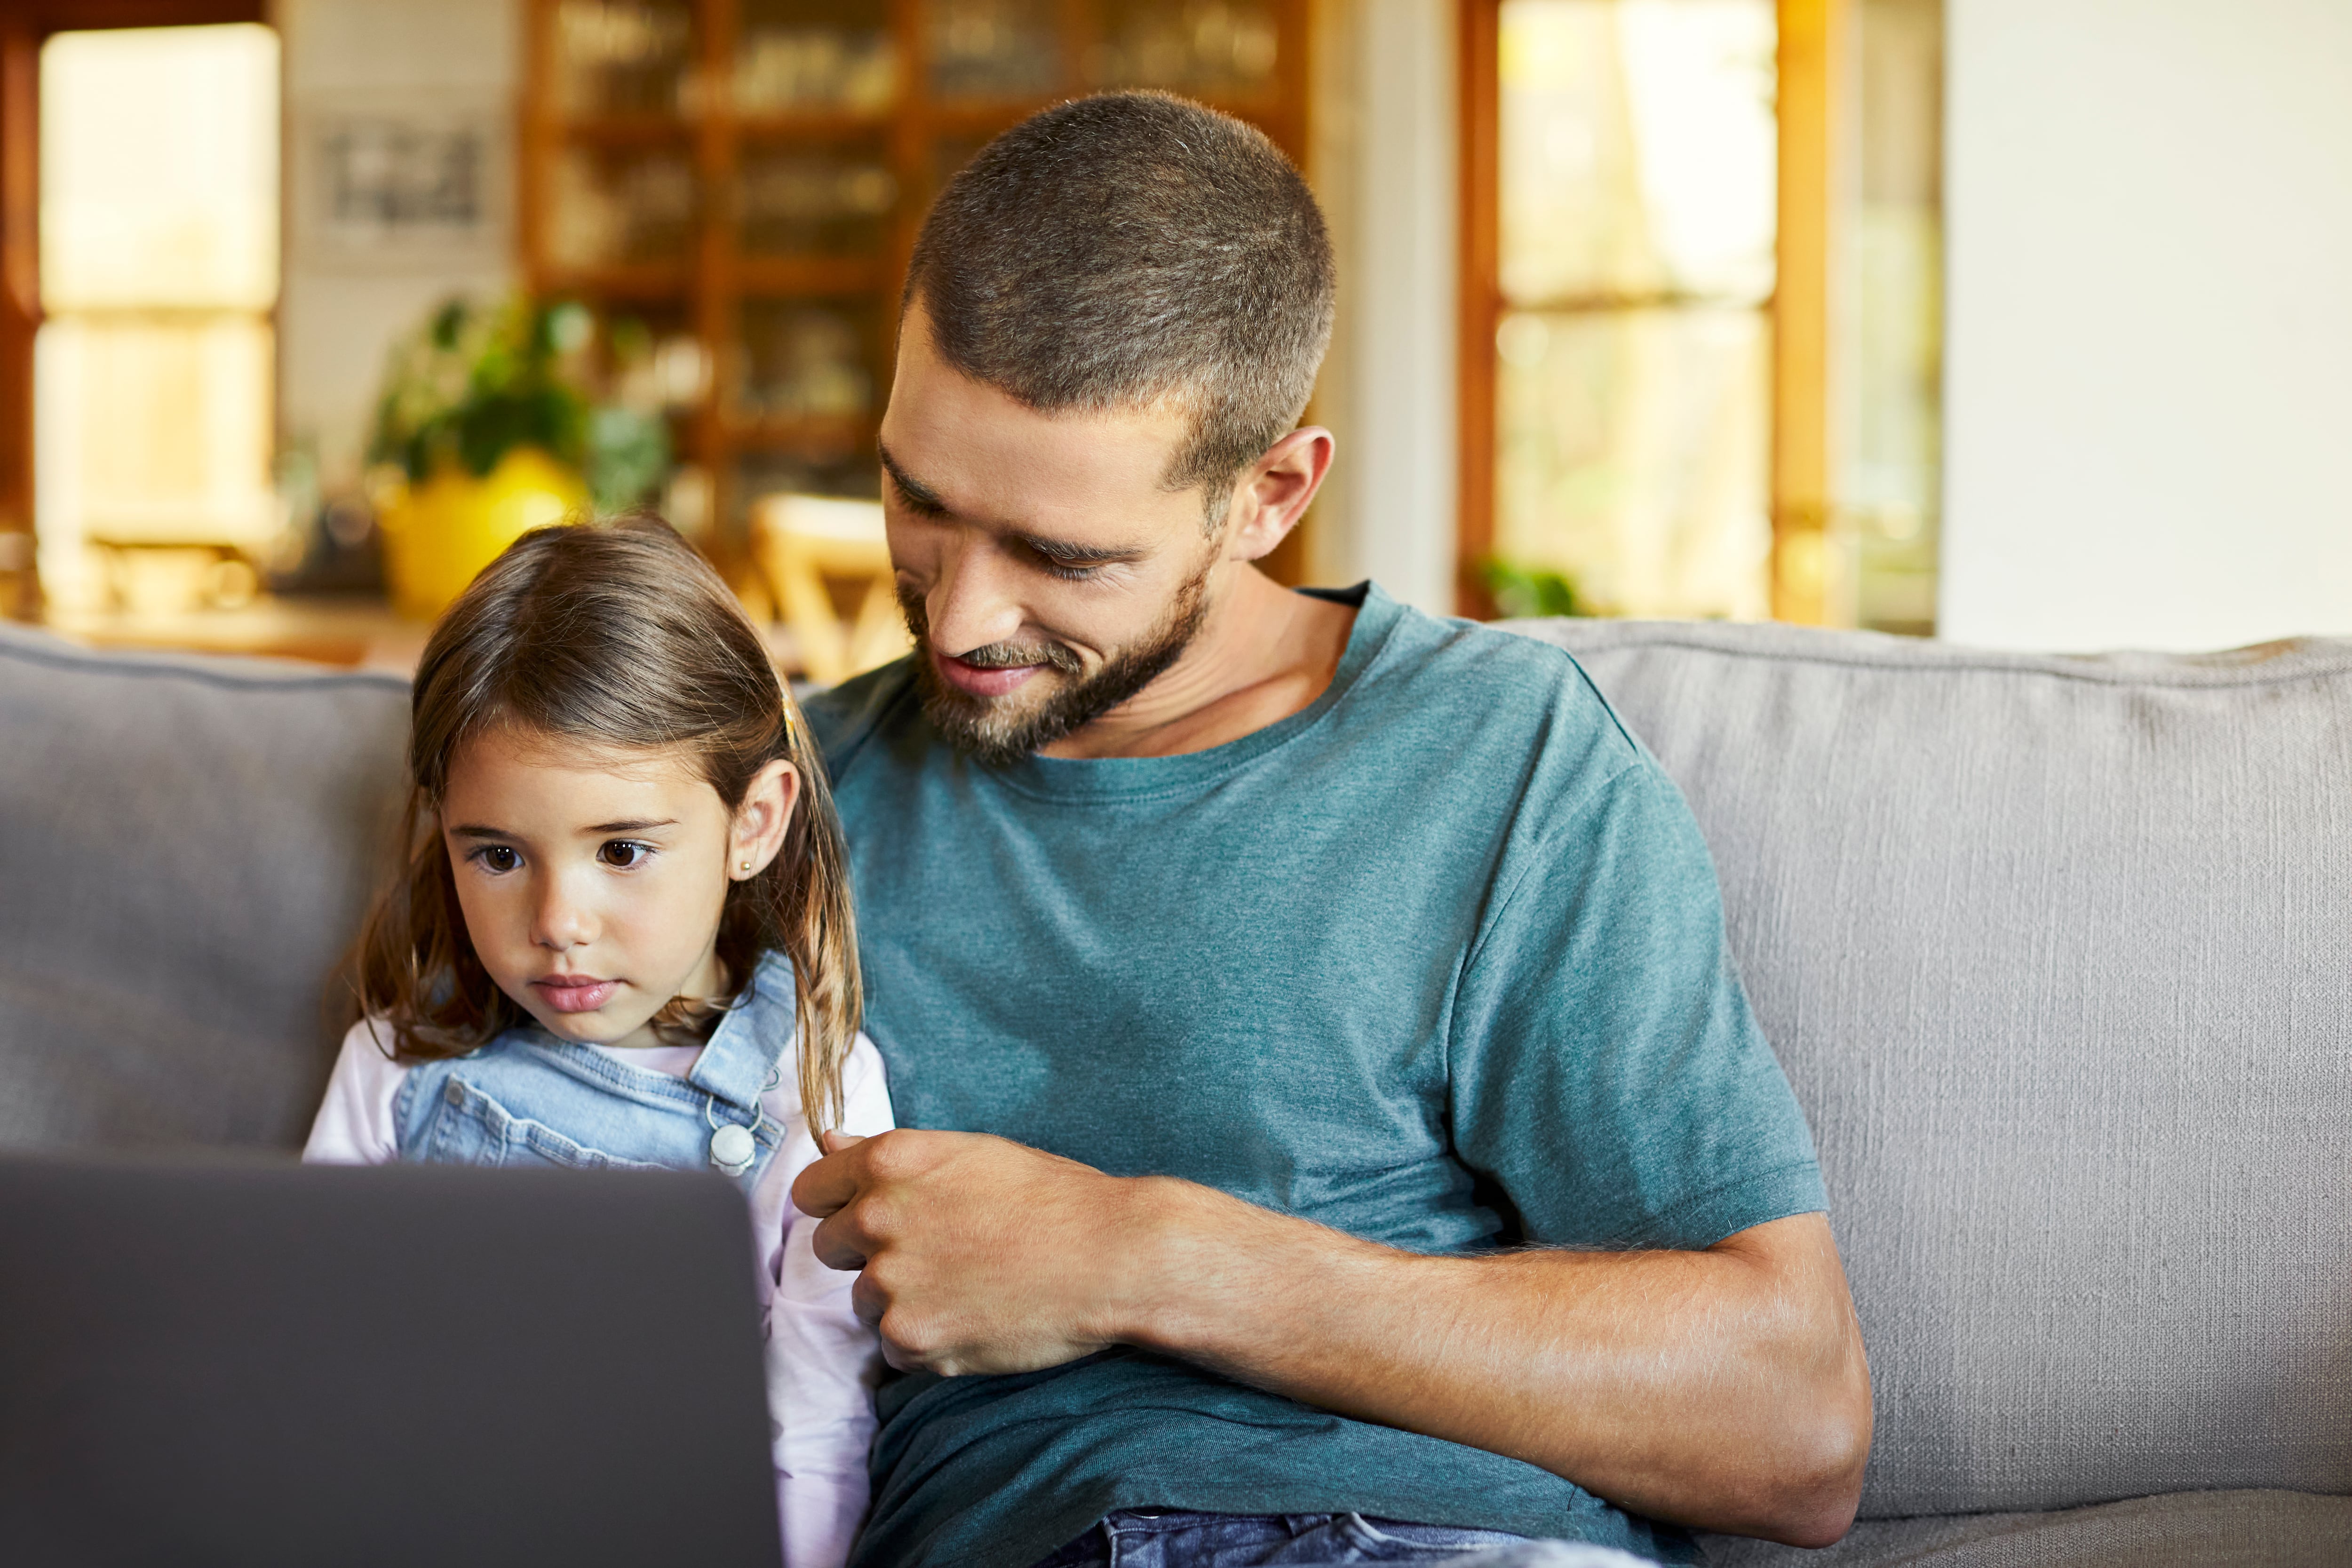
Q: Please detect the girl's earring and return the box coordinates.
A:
[739,859,752,874]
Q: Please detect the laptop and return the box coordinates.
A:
[0,1154,784,1568]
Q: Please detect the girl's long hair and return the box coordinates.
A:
[350,515,861,1132]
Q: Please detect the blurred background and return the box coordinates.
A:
[0,0,2342,677]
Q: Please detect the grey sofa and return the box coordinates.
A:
[2,614,2345,1565]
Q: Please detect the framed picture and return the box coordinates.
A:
[289,91,512,272]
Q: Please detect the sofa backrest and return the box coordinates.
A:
[1519,618,2352,1518]
[7,615,2347,1518]
[0,624,409,1152]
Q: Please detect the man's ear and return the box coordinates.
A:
[729,758,801,880]
[1224,426,1335,563]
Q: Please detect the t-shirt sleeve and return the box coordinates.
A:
[1447,758,1825,1250]
[303,1020,407,1165]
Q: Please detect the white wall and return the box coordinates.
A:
[1941,0,2352,652]
[277,0,520,496]
[1304,0,1458,616]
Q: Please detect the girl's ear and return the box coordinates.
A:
[729,759,801,880]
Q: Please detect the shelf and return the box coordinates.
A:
[532,263,696,301]
[736,109,897,141]
[547,114,696,145]
[546,110,907,142]
[524,0,1312,544]
[725,413,874,457]
[736,256,882,296]
[923,92,1286,136]
[923,97,1065,134]
[542,101,1282,142]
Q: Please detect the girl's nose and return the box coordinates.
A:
[532,876,596,950]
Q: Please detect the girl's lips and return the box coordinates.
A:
[532,977,619,1014]
[936,651,1042,700]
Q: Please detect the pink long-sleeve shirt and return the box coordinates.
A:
[305,1019,892,1568]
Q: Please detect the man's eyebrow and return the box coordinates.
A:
[878,445,948,512]
[879,442,1146,566]
[1008,531,1148,567]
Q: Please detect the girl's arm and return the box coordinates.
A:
[770,1035,894,1568]
[304,1020,407,1165]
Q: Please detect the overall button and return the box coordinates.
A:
[443,1079,464,1106]
[709,1122,757,1176]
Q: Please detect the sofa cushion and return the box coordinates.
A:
[1516,620,2352,1517]
[1700,1488,2352,1567]
[0,624,409,1152]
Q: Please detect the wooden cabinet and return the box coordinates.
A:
[521,0,1311,547]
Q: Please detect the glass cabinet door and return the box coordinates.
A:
[553,0,697,116]
[547,145,698,270]
[924,0,1063,101]
[1088,0,1279,97]
[737,0,898,114]
[737,143,897,257]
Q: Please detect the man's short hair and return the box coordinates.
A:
[904,91,1336,514]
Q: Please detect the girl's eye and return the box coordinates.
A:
[474,845,521,874]
[598,840,652,869]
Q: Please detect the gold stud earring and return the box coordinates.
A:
[739,859,752,873]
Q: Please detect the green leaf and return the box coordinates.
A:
[585,405,670,513]
[368,290,654,495]
[1481,558,1583,620]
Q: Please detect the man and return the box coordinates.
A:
[795,92,1871,1568]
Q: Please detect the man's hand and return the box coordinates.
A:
[791,1128,1870,1547]
[790,1128,1173,1376]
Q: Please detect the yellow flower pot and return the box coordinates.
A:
[377,447,589,620]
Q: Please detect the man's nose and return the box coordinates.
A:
[922,538,1029,655]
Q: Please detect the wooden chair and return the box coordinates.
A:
[749,493,910,686]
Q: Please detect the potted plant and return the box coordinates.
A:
[366,296,670,619]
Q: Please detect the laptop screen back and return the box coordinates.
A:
[0,1156,783,1568]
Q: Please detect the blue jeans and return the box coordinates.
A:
[1032,1510,1656,1567]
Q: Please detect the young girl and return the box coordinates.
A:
[306,517,890,1568]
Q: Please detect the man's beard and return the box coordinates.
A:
[899,562,1212,765]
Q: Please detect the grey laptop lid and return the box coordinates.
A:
[0,1156,783,1568]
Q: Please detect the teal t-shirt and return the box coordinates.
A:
[806,584,1826,1568]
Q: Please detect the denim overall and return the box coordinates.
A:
[393,953,796,1188]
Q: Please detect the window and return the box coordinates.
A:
[1460,0,1945,629]
[34,24,281,612]
[1488,0,1774,621]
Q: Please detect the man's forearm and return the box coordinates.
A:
[794,1130,1871,1544]
[1111,1180,1871,1546]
